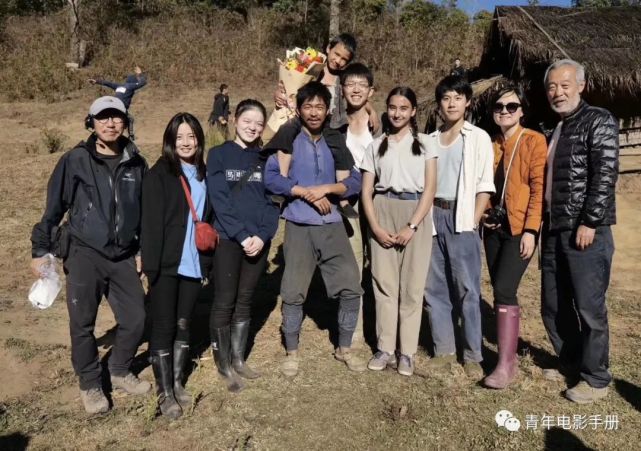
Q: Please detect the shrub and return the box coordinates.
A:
[41,127,68,153]
[24,142,41,154]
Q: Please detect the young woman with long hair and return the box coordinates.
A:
[360,87,437,376]
[142,112,212,419]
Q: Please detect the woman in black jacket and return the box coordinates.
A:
[207,99,279,392]
[141,112,212,419]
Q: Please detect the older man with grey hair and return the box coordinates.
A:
[540,59,619,404]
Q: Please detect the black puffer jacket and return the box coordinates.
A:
[31,135,147,259]
[549,100,619,231]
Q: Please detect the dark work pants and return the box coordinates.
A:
[149,274,201,351]
[280,221,363,351]
[63,244,145,390]
[210,238,270,330]
[541,225,614,388]
[484,228,533,306]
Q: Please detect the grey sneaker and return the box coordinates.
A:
[463,361,484,380]
[368,351,394,371]
[397,355,414,377]
[334,348,367,372]
[80,387,109,414]
[425,354,456,374]
[111,372,152,395]
[280,352,300,377]
[565,381,609,404]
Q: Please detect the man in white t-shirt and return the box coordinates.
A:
[423,75,495,381]
[336,63,380,347]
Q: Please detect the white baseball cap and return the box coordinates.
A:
[89,96,127,116]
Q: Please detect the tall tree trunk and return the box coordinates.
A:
[67,0,85,67]
[329,0,341,39]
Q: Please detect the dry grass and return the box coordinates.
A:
[0,88,640,451]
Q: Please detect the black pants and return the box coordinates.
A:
[63,244,145,390]
[484,228,533,306]
[210,239,269,330]
[541,225,614,388]
[149,274,201,351]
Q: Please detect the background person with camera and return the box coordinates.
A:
[481,85,546,390]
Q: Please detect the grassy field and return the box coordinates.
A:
[0,86,640,450]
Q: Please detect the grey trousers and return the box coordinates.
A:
[280,221,363,351]
[344,200,365,343]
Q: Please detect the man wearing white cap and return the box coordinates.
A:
[30,96,150,414]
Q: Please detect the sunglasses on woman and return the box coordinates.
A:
[493,102,521,114]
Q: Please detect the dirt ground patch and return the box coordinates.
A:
[0,86,640,450]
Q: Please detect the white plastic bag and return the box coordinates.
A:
[28,254,61,309]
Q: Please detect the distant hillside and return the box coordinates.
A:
[0,2,488,101]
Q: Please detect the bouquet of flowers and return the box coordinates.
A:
[264,47,327,140]
[280,47,327,92]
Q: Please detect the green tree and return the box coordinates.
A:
[572,0,612,6]
[446,6,469,27]
[473,9,492,23]
[347,0,386,16]
[3,0,66,15]
[527,0,540,6]
[400,0,446,27]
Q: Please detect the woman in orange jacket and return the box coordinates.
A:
[482,85,547,389]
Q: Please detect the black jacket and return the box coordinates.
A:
[263,117,355,170]
[31,135,147,260]
[209,93,229,125]
[141,157,213,283]
[549,100,619,231]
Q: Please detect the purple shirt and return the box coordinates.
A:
[264,131,361,226]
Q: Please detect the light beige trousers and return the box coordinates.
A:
[369,196,432,356]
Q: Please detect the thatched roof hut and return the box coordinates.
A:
[476,5,641,145]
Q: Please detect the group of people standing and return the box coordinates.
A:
[30,32,618,419]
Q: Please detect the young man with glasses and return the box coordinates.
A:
[31,96,150,414]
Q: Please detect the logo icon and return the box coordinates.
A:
[495,410,521,432]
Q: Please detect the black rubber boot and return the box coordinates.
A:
[150,350,182,420]
[231,321,260,379]
[173,341,192,407]
[211,327,244,393]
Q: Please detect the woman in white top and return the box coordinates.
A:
[360,87,437,376]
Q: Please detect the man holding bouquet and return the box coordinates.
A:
[267,34,379,208]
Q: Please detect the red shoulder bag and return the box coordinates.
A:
[180,176,219,251]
